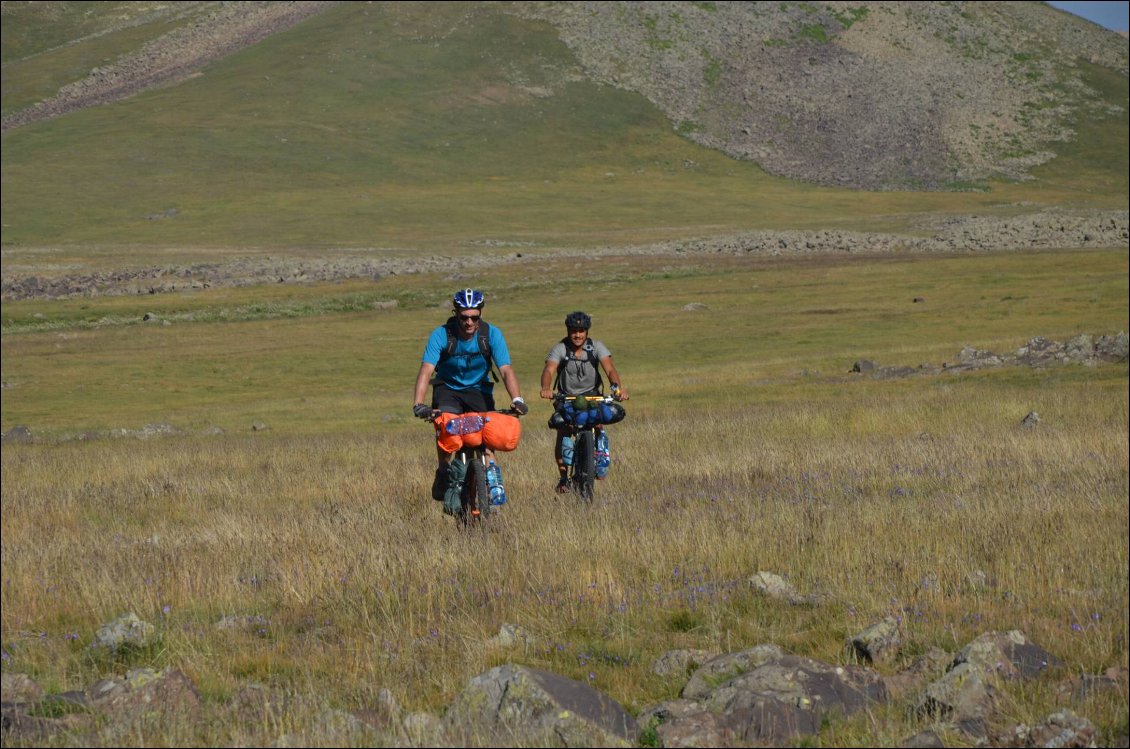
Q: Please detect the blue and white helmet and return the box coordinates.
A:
[453,288,485,310]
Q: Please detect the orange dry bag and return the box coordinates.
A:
[482,413,522,452]
[434,412,487,453]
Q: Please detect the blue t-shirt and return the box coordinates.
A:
[422,322,511,392]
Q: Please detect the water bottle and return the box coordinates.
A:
[486,459,507,506]
[595,428,610,479]
[445,413,486,435]
[561,435,574,467]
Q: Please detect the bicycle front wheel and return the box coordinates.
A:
[572,430,596,502]
[463,454,490,526]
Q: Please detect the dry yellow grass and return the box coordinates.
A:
[1,248,1127,745]
[2,368,1126,743]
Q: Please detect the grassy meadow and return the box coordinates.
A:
[2,247,1128,746]
[2,1,1128,745]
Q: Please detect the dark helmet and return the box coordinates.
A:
[564,310,591,330]
[453,288,485,310]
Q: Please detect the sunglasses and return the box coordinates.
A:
[457,313,481,323]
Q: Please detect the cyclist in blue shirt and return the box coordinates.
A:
[413,289,528,500]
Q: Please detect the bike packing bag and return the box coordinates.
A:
[461,421,484,448]
[434,412,485,453]
[482,412,522,452]
[434,417,462,454]
[602,402,627,425]
[557,401,584,425]
[442,457,469,516]
[581,402,626,426]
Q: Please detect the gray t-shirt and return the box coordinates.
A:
[546,339,612,395]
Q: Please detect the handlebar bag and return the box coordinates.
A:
[549,401,627,427]
[602,402,627,424]
[575,402,626,426]
[482,413,522,452]
[434,412,485,453]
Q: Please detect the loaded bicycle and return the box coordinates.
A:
[425,408,522,527]
[551,388,625,501]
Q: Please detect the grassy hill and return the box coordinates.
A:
[0,1,1127,255]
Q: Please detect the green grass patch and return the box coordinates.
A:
[703,51,723,86]
[3,247,1125,436]
[1024,60,1130,199]
[832,7,869,30]
[798,23,829,43]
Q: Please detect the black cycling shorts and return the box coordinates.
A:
[432,382,495,414]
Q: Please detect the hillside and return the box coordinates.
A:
[0,1,332,131]
[0,1,1127,262]
[3,1,1126,191]
[521,1,1128,189]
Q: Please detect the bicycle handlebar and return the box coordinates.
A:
[552,393,622,404]
[423,408,524,423]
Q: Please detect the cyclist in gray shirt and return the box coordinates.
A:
[539,311,629,492]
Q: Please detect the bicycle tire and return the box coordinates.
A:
[463,453,490,527]
[573,429,596,501]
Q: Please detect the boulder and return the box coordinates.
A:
[443,664,636,747]
[89,612,156,653]
[849,616,904,665]
[655,649,887,747]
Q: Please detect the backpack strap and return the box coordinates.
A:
[478,321,501,384]
[585,341,603,393]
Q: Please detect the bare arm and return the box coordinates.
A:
[414,362,436,406]
[540,360,559,399]
[497,364,522,404]
[600,356,628,400]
